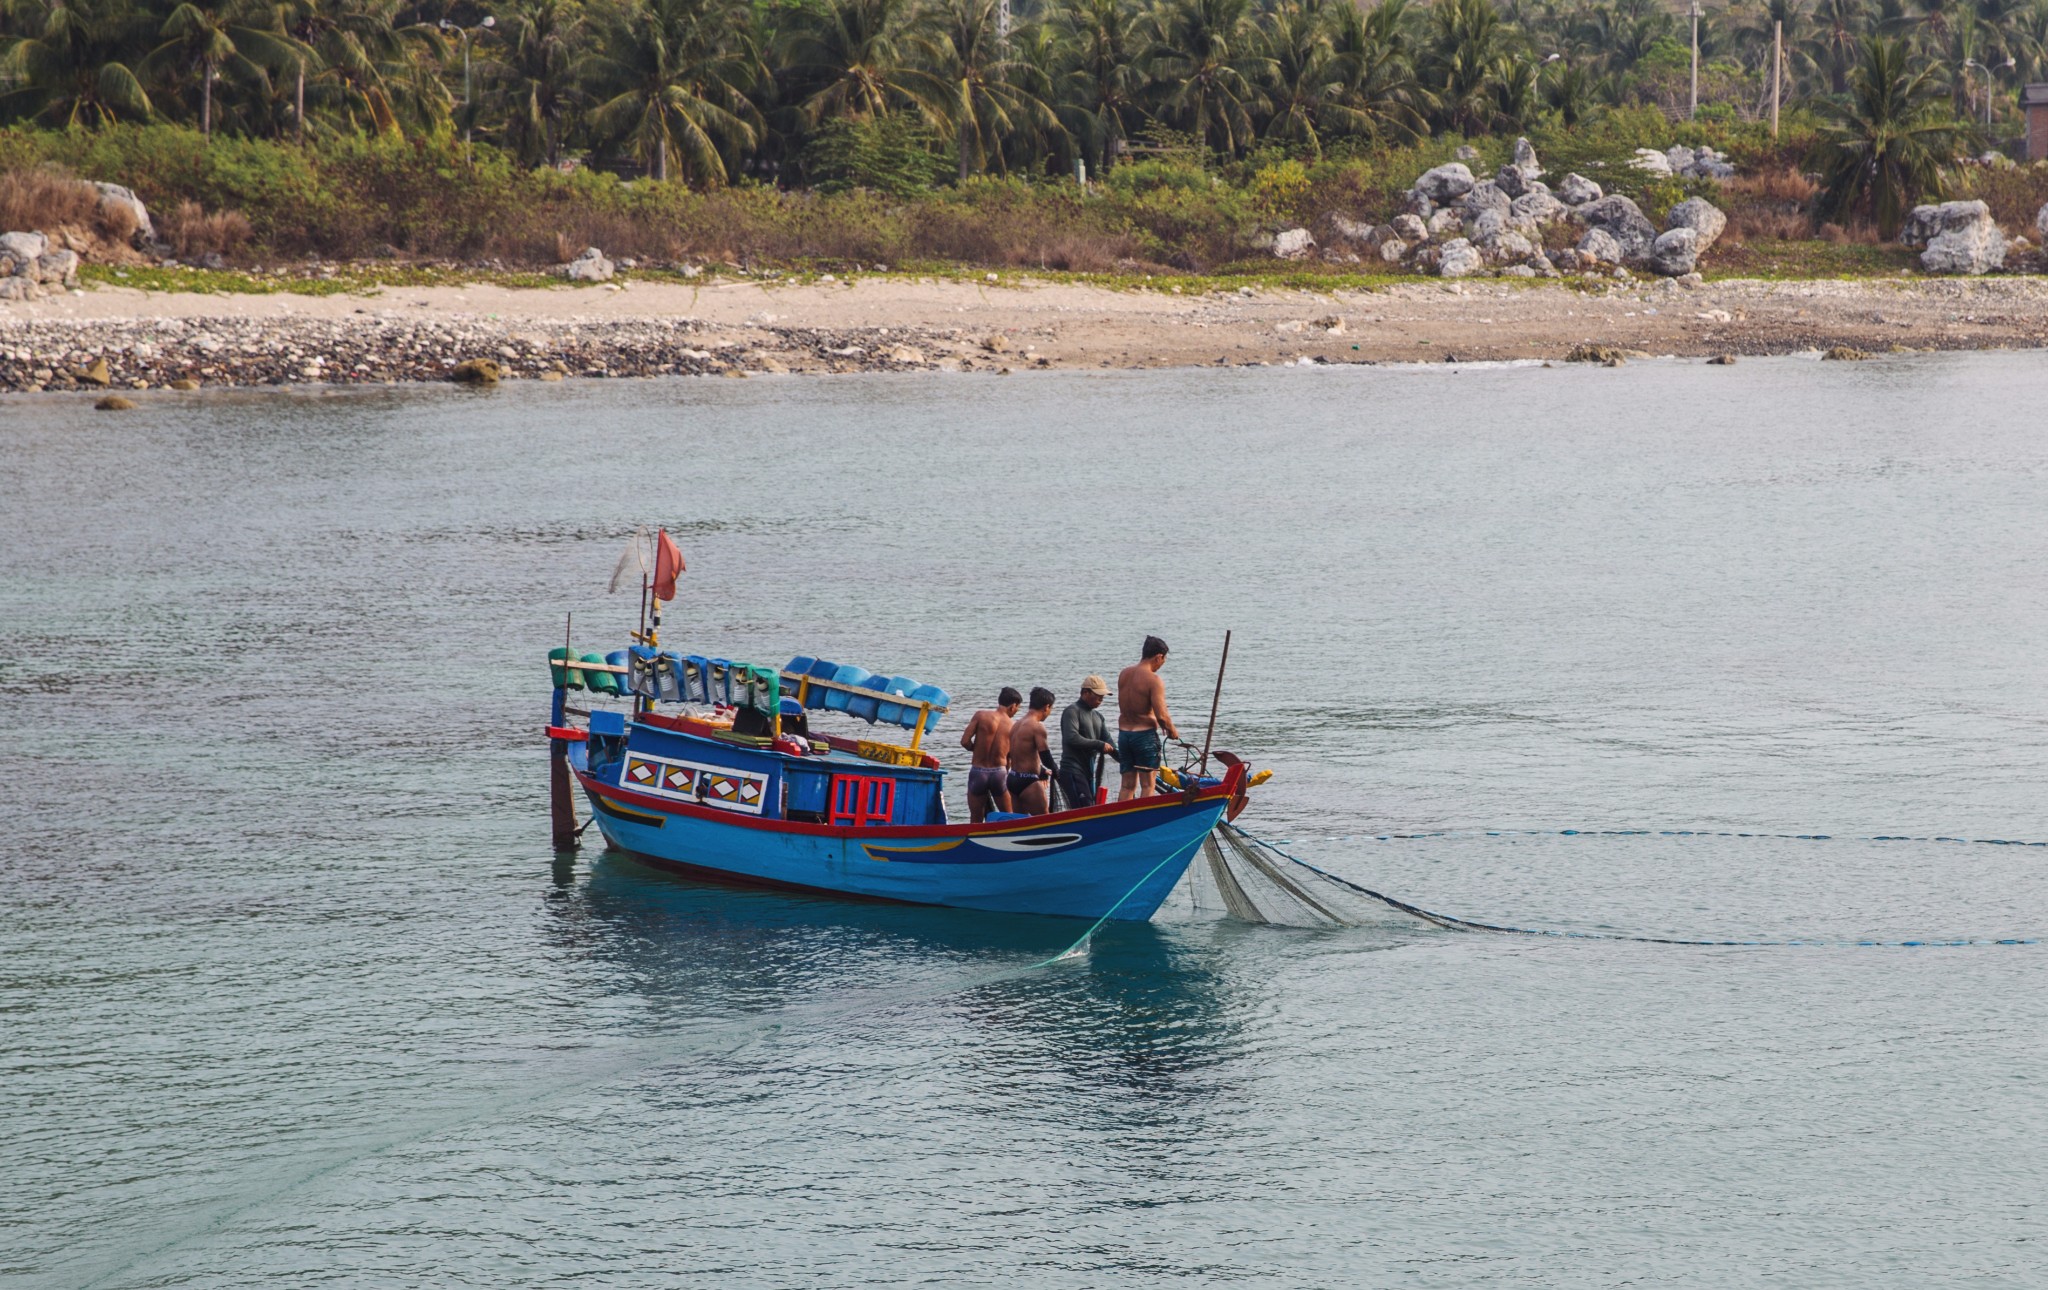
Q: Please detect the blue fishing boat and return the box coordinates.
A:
[544,626,1260,922]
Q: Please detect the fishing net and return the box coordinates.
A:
[1185,824,1461,931]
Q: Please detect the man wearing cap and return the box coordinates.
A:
[1057,675,1116,811]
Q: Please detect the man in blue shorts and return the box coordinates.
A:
[1116,636,1182,800]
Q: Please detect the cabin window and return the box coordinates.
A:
[830,775,896,828]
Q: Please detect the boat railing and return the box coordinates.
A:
[779,669,950,752]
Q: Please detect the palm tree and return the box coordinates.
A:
[1540,56,1599,124]
[1259,0,1347,155]
[1055,0,1144,171]
[903,0,1063,180]
[778,0,915,124]
[481,0,583,165]
[1142,0,1272,157]
[1325,0,1430,143]
[584,0,764,184]
[1421,0,1512,133]
[1806,0,1869,92]
[1815,35,1965,236]
[0,0,156,126]
[147,0,297,138]
[285,0,444,138]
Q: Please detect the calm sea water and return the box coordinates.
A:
[5,356,2048,1288]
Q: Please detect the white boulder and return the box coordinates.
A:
[1272,227,1316,260]
[1487,230,1536,262]
[1462,179,1511,216]
[1437,238,1484,278]
[1554,173,1603,206]
[0,231,49,263]
[1664,197,1727,252]
[1510,190,1567,228]
[1328,214,1376,244]
[1684,145,1736,180]
[1628,149,1673,178]
[93,183,155,246]
[561,246,616,282]
[1414,163,1477,203]
[34,249,79,286]
[1572,195,1658,259]
[1426,208,1461,238]
[1908,201,2006,275]
[1390,213,1428,243]
[1468,207,1509,244]
[1648,227,1701,276]
[1576,227,1624,266]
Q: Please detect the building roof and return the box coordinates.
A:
[2023,82,2048,106]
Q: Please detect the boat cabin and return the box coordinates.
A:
[554,648,954,829]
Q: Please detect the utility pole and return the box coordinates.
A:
[998,0,1010,43]
[1689,0,1700,120]
[1770,19,1781,139]
[439,15,496,159]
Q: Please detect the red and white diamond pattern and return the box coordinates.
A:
[621,754,766,815]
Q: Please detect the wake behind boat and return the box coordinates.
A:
[544,541,1263,922]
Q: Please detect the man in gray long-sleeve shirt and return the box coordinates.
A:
[1057,675,1116,810]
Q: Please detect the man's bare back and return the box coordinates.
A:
[1117,663,1171,733]
[962,708,1014,768]
[1006,688,1055,814]
[1115,637,1181,801]
[960,688,1022,822]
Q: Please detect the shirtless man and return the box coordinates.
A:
[960,687,1021,822]
[1116,636,1182,800]
[1006,687,1056,816]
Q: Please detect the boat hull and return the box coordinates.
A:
[576,769,1239,921]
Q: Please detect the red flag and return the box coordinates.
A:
[652,529,685,601]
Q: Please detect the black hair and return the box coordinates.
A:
[998,686,1022,707]
[1142,635,1169,659]
[1029,686,1055,711]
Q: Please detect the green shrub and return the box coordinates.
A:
[799,117,955,197]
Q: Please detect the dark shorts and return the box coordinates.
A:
[967,766,1009,802]
[1117,728,1162,774]
[1007,771,1043,798]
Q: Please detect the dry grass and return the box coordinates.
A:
[0,170,102,236]
[1725,167,1821,241]
[158,200,253,259]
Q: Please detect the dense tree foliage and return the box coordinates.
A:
[0,0,2027,192]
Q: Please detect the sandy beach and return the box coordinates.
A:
[4,272,2047,391]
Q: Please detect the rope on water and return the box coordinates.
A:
[1279,827,2048,849]
[1218,823,2041,948]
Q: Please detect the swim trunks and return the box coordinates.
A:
[967,766,1009,803]
[1117,728,1162,773]
[1006,770,1043,798]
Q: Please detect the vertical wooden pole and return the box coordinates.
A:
[1199,630,1232,777]
[551,612,579,850]
[1770,21,1782,139]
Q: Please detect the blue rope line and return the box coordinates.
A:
[1220,824,2040,949]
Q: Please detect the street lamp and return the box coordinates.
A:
[439,14,496,151]
[1962,58,2015,130]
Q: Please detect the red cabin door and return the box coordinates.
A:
[830,775,895,827]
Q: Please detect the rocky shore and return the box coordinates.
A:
[0,313,985,393]
[4,272,2048,395]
